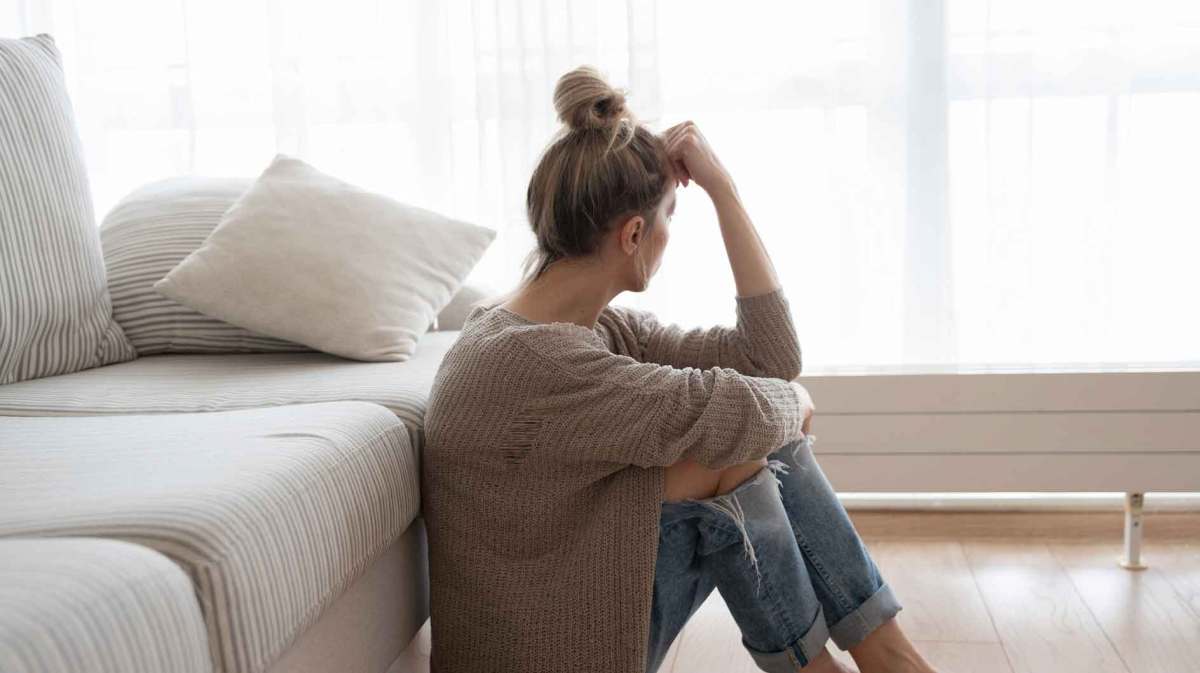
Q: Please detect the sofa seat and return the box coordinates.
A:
[0,537,212,673]
[0,402,419,673]
[0,330,458,449]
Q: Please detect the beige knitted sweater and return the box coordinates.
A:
[421,287,807,672]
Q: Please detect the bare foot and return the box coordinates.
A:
[848,618,940,673]
[801,647,859,673]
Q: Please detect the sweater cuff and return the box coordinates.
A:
[754,376,808,445]
[734,285,787,305]
[735,286,792,327]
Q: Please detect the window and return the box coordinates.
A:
[7,0,1197,369]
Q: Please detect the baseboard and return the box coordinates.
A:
[847,509,1200,541]
[839,491,1200,512]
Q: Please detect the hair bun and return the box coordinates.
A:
[553,65,631,132]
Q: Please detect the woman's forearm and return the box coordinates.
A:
[708,181,782,298]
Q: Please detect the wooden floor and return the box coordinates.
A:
[395,512,1200,673]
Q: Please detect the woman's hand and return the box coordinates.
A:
[790,381,816,436]
[661,120,734,195]
[663,119,783,297]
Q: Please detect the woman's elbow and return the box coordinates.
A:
[772,344,802,381]
[738,336,801,380]
[746,350,800,381]
[776,362,801,382]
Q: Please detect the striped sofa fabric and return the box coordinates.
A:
[0,34,136,384]
[100,176,495,354]
[0,329,462,452]
[0,403,420,673]
[0,537,212,673]
[100,177,312,355]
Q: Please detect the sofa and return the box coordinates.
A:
[0,341,471,673]
[0,33,480,673]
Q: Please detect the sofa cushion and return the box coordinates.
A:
[101,177,312,355]
[0,34,136,384]
[0,329,458,449]
[0,537,211,673]
[152,154,495,362]
[0,402,419,673]
[100,176,491,354]
[432,281,496,331]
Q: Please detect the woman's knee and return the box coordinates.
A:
[663,459,723,502]
[714,457,769,496]
[663,457,770,502]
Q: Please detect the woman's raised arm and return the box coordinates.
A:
[662,120,782,298]
[603,289,801,380]
[604,121,801,379]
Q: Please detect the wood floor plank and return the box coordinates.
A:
[962,540,1130,673]
[397,533,1199,673]
[665,591,760,673]
[1149,541,1200,620]
[909,642,1015,673]
[1050,542,1200,673]
[667,583,1015,673]
[865,538,1000,643]
[829,641,1014,673]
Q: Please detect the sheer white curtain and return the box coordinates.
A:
[4,0,1197,371]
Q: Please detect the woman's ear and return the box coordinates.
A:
[619,214,645,255]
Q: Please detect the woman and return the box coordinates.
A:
[421,66,942,673]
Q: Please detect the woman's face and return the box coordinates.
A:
[638,184,676,286]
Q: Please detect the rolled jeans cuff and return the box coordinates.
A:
[743,603,832,672]
[828,582,903,650]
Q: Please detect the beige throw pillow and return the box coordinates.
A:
[154,155,496,361]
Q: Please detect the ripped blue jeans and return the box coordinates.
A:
[646,434,903,673]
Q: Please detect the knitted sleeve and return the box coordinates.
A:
[509,331,808,470]
[606,287,801,381]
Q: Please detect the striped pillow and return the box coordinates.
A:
[101,176,490,354]
[0,34,136,384]
[101,177,312,354]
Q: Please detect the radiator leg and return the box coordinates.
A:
[1118,492,1148,570]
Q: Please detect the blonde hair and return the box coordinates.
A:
[521,65,673,283]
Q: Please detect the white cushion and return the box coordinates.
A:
[102,177,310,354]
[153,154,495,361]
[432,281,499,331]
[0,34,136,383]
[0,330,463,451]
[102,176,493,354]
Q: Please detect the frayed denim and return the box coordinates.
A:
[647,435,903,673]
